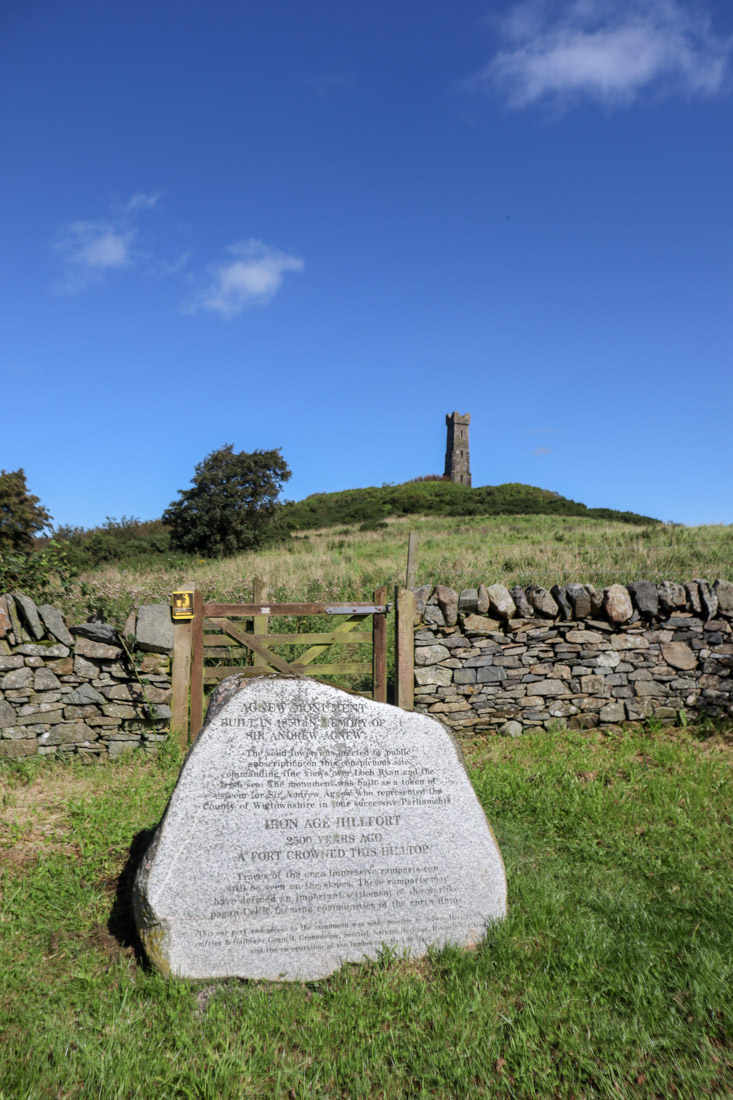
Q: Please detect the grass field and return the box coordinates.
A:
[2,723,732,1099]
[71,514,733,626]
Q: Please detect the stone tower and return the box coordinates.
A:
[444,412,471,486]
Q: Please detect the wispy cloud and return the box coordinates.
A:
[150,250,191,279]
[187,240,304,318]
[123,191,163,214]
[532,446,552,456]
[53,192,161,292]
[471,0,730,110]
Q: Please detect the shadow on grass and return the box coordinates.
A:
[108,826,156,969]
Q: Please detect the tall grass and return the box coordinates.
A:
[71,514,733,626]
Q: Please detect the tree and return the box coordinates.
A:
[0,468,52,553]
[163,444,291,556]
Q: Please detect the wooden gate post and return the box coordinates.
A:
[405,532,418,589]
[372,586,387,703]
[252,577,268,667]
[395,586,415,711]
[171,615,193,750]
[190,589,205,741]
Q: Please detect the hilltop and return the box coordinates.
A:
[275,480,659,533]
[47,480,659,576]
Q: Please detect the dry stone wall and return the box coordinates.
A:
[0,593,173,760]
[411,579,733,735]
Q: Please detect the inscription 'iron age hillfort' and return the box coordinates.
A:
[133,676,506,981]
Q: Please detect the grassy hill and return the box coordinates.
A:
[276,480,659,532]
[69,512,732,627]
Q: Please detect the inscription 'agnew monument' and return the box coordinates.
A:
[133,676,506,980]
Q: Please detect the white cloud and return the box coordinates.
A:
[472,0,730,110]
[53,192,161,293]
[532,446,552,456]
[123,191,162,214]
[189,240,304,317]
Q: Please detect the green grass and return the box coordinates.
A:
[276,479,659,531]
[2,726,732,1098]
[73,512,733,627]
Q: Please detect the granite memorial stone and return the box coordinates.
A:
[133,675,506,981]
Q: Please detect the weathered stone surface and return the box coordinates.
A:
[423,605,446,627]
[486,585,516,621]
[37,605,74,646]
[139,684,171,704]
[415,644,450,666]
[476,585,489,614]
[565,630,603,644]
[74,638,121,660]
[510,588,534,618]
[531,680,570,697]
[457,589,478,616]
[136,605,175,653]
[661,642,697,671]
[103,703,138,719]
[72,622,119,645]
[433,586,458,627]
[6,595,25,642]
[66,683,106,706]
[461,615,501,635]
[103,683,133,701]
[34,667,60,691]
[122,609,137,641]
[49,657,73,675]
[526,586,559,618]
[133,676,507,981]
[550,586,572,621]
[566,584,591,619]
[0,655,24,670]
[499,720,523,737]
[628,582,659,618]
[64,705,102,719]
[415,666,453,687]
[693,579,718,621]
[684,583,702,615]
[634,680,665,696]
[657,582,687,613]
[585,586,605,617]
[12,593,44,641]
[146,702,172,720]
[15,708,64,726]
[599,701,625,724]
[609,635,649,651]
[17,643,70,658]
[713,579,733,614]
[603,585,633,623]
[0,739,36,758]
[40,722,95,747]
[0,699,16,727]
[0,596,11,639]
[407,580,431,616]
[0,666,32,690]
[74,655,100,678]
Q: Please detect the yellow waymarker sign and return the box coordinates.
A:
[172,590,194,620]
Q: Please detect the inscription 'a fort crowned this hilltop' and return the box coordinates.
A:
[133,676,506,981]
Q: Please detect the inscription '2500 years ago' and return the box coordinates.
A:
[134,677,506,980]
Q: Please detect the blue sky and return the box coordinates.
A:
[2,0,731,529]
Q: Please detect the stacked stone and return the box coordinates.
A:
[0,594,174,760]
[412,579,733,735]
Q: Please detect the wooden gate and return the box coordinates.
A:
[172,583,389,743]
